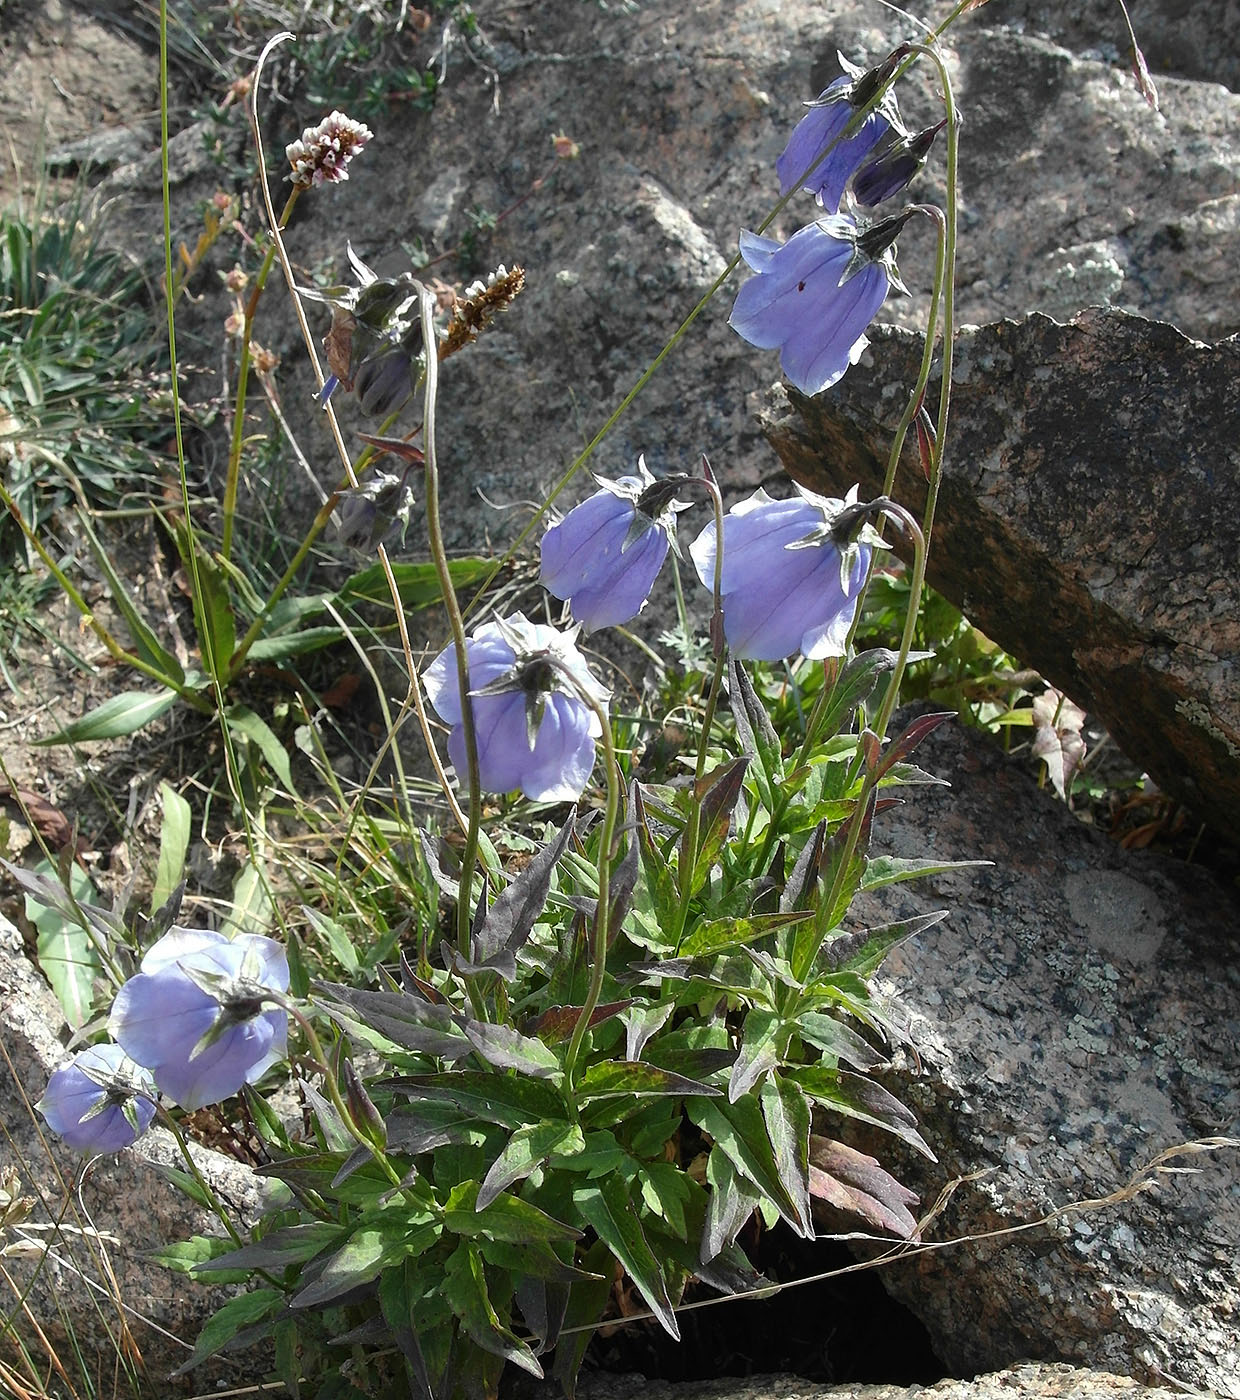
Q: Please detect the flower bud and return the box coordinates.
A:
[851,121,945,207]
[354,321,423,418]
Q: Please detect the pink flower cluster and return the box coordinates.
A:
[286,110,373,189]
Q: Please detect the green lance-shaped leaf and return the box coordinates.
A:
[151,782,190,915]
[689,1095,812,1238]
[446,1184,582,1253]
[461,1017,562,1078]
[684,756,750,895]
[728,1009,782,1103]
[476,1121,586,1209]
[680,911,811,960]
[761,1074,812,1236]
[573,1177,680,1339]
[702,1145,761,1262]
[443,1239,544,1377]
[26,857,99,1028]
[818,908,949,977]
[576,1059,723,1101]
[789,1065,936,1160]
[859,855,991,893]
[170,1289,282,1376]
[727,658,782,808]
[223,704,294,791]
[336,555,492,608]
[384,1071,569,1130]
[75,509,185,684]
[811,648,901,745]
[37,688,179,745]
[794,1010,887,1072]
[314,981,473,1059]
[472,810,575,966]
[192,1222,345,1275]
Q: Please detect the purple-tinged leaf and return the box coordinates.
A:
[461,1018,562,1078]
[382,1071,567,1130]
[791,1066,935,1160]
[874,710,955,780]
[526,1000,632,1044]
[795,1011,887,1071]
[689,1096,812,1238]
[809,1135,919,1238]
[702,1145,761,1261]
[576,1060,722,1100]
[819,909,949,977]
[473,811,576,964]
[780,821,826,914]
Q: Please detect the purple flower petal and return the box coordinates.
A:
[38,1044,156,1153]
[691,489,872,660]
[776,79,892,213]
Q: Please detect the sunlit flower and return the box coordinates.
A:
[37,1044,156,1154]
[689,486,872,660]
[424,614,609,801]
[729,211,911,396]
[776,52,905,213]
[286,110,373,189]
[110,929,288,1111]
[540,459,686,630]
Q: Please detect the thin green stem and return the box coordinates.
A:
[155,1107,244,1246]
[287,1005,413,1192]
[219,194,302,565]
[562,709,622,1089]
[872,501,928,740]
[226,487,342,680]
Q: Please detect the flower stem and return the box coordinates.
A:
[155,1106,244,1245]
[562,704,622,1090]
[220,190,301,565]
[407,284,487,1022]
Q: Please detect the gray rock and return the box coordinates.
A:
[758,308,1240,839]
[569,1361,1190,1400]
[88,0,1240,556]
[0,912,265,1389]
[835,711,1240,1396]
[969,0,1240,92]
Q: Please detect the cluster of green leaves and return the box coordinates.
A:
[0,202,172,562]
[164,651,977,1399]
[856,569,1032,729]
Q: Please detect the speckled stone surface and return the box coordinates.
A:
[833,714,1240,1397]
[569,1361,1190,1399]
[761,311,1240,838]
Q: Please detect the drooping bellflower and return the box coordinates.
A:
[540,459,686,630]
[110,928,289,1111]
[728,210,913,396]
[424,614,609,802]
[37,1044,157,1154]
[776,51,906,214]
[689,486,873,661]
